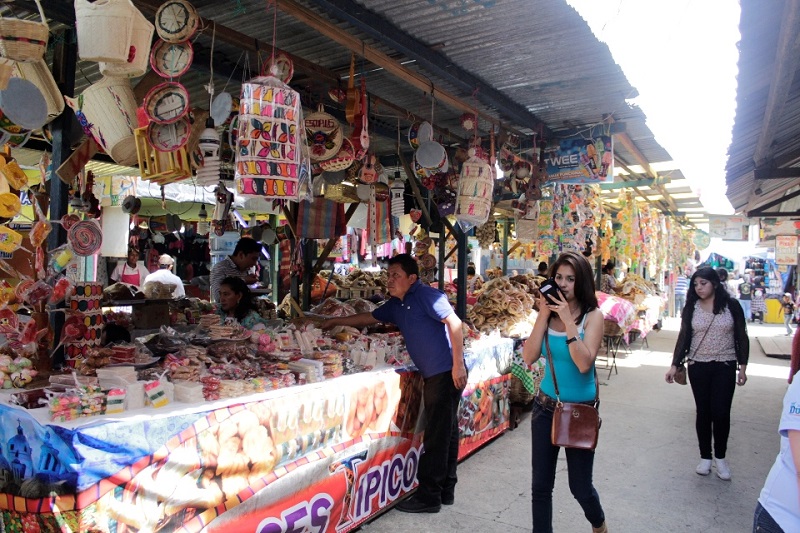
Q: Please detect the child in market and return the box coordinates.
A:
[781,293,795,335]
[751,289,765,324]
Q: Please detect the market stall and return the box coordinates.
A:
[0,331,511,532]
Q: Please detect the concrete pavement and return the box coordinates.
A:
[361,318,792,532]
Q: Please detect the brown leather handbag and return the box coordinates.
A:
[545,334,601,450]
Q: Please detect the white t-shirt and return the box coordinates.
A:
[143,268,186,298]
[758,371,800,530]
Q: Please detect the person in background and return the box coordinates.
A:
[751,288,766,324]
[666,267,749,481]
[782,293,795,336]
[320,254,466,513]
[738,274,753,322]
[674,269,690,317]
[716,268,737,298]
[110,247,150,288]
[216,276,269,330]
[752,338,800,532]
[210,237,261,302]
[600,262,616,294]
[523,252,608,533]
[537,261,549,277]
[143,254,186,298]
[466,265,483,293]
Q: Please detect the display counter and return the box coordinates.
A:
[0,338,512,532]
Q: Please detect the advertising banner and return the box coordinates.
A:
[545,136,613,184]
[709,215,750,241]
[775,235,798,265]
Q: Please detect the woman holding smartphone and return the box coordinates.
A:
[665,266,749,480]
[523,252,607,533]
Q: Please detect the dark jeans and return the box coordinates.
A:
[530,398,605,532]
[753,502,785,533]
[416,369,465,505]
[688,360,737,459]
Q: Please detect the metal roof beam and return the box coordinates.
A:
[303,0,552,138]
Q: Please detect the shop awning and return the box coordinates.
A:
[725,0,800,217]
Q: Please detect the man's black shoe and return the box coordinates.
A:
[441,494,454,505]
[395,496,441,513]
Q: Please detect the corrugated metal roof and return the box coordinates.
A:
[725,0,800,215]
[5,0,701,221]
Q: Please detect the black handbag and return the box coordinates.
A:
[545,334,601,450]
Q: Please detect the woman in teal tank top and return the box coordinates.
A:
[522,252,607,533]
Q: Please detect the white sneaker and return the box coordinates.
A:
[714,458,731,480]
[695,459,712,475]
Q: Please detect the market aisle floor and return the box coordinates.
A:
[360,318,792,533]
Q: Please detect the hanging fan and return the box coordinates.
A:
[121,195,142,214]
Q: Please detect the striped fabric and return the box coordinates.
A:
[675,275,689,296]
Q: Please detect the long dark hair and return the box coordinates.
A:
[220,276,257,321]
[550,251,598,322]
[681,267,731,328]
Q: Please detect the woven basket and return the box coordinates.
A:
[0,58,12,90]
[14,58,65,123]
[510,374,535,404]
[75,0,135,63]
[603,319,623,337]
[0,0,48,62]
[98,6,153,78]
[64,76,138,166]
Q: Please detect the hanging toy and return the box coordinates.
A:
[212,181,234,236]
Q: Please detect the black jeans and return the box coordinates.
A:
[753,502,785,533]
[416,369,465,505]
[530,398,605,532]
[688,360,737,459]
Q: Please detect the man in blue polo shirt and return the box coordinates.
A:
[321,253,467,514]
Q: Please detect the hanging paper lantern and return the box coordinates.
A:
[454,156,493,231]
[235,75,307,201]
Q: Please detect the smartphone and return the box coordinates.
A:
[539,278,564,305]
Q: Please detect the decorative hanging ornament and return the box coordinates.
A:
[150,39,194,78]
[143,81,190,125]
[154,0,199,43]
[147,116,191,152]
[460,113,477,131]
[305,103,343,162]
[266,52,294,84]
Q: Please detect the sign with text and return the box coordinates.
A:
[775,235,798,265]
[545,136,613,184]
[760,219,800,240]
[709,215,750,241]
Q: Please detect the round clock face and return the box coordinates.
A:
[144,82,190,124]
[150,39,194,78]
[155,0,200,43]
[147,117,191,152]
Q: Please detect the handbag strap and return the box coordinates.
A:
[544,328,599,406]
[686,312,717,362]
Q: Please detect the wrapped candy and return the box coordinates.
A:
[49,244,74,275]
[23,280,53,307]
[49,277,74,304]
[0,225,23,253]
[30,220,52,248]
[144,379,169,408]
[106,388,126,414]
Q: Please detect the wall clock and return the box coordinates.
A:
[143,81,190,124]
[154,0,199,43]
[150,39,194,78]
[147,117,191,152]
